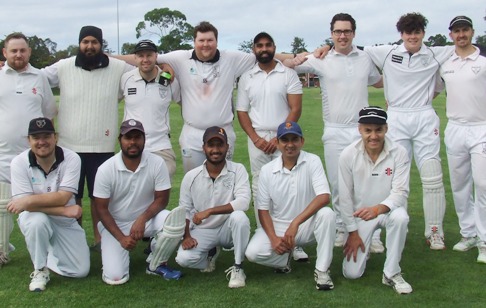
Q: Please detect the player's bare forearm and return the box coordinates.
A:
[353,204,389,221]
[138,190,170,223]
[286,94,302,122]
[291,193,329,226]
[237,111,260,143]
[95,197,126,242]
[7,191,73,213]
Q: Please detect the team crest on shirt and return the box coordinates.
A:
[434,128,439,136]
[32,87,37,95]
[222,178,234,190]
[159,87,168,99]
[471,66,481,74]
[385,168,393,176]
[421,56,430,66]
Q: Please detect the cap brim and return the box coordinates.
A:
[29,130,55,135]
[120,127,145,135]
[358,118,387,125]
[277,131,303,139]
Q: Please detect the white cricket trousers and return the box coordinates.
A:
[245,207,335,272]
[99,210,170,281]
[247,130,280,226]
[18,211,90,277]
[445,121,486,241]
[342,207,409,279]
[176,211,250,268]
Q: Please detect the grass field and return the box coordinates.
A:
[1,87,484,307]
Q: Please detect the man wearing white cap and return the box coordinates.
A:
[440,16,486,263]
[339,106,412,294]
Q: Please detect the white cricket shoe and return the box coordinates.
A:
[335,230,346,247]
[225,266,246,288]
[314,269,334,291]
[477,241,486,264]
[201,246,221,273]
[293,246,309,262]
[29,268,50,292]
[426,227,445,250]
[453,236,478,252]
[370,238,385,254]
[382,273,412,294]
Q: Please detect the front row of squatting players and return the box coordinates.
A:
[1,12,485,295]
[6,108,413,295]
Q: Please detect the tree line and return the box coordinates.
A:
[1,8,485,68]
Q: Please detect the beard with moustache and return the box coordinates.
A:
[76,48,103,68]
[255,50,275,64]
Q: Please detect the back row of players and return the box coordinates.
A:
[0,12,484,294]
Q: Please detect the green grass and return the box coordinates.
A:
[1,87,483,307]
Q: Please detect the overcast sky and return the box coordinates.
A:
[2,0,485,54]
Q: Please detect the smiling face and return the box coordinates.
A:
[358,123,387,153]
[203,137,228,166]
[194,31,218,62]
[135,50,157,74]
[449,25,474,49]
[28,133,57,159]
[79,36,102,58]
[3,37,31,71]
[277,133,304,162]
[401,29,425,54]
[331,20,355,54]
[253,37,276,64]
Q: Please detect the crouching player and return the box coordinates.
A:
[94,119,185,285]
[339,107,412,294]
[245,121,336,291]
[175,126,251,288]
[8,118,89,291]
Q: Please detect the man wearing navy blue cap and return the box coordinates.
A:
[339,106,412,294]
[246,121,336,291]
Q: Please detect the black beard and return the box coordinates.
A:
[77,50,103,67]
[255,51,275,64]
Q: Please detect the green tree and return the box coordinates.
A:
[475,12,486,49]
[135,7,194,52]
[238,40,253,53]
[53,44,79,62]
[28,35,57,68]
[425,34,449,46]
[290,37,307,54]
[121,42,137,55]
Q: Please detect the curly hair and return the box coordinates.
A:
[396,12,428,33]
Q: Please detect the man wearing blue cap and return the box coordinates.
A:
[246,121,336,291]
[339,106,412,294]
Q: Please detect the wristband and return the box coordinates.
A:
[253,137,261,144]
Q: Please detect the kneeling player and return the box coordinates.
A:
[175,127,251,288]
[94,119,185,285]
[339,107,412,294]
[8,118,90,291]
[245,121,336,291]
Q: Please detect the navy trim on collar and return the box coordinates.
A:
[29,146,65,177]
[190,49,220,63]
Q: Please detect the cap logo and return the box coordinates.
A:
[285,122,292,129]
[36,119,46,128]
[128,119,137,126]
[219,128,225,135]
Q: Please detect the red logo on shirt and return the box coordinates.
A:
[385,168,393,176]
[105,129,110,136]
[32,88,37,95]
[434,128,439,136]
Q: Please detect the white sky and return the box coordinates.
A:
[1,0,485,53]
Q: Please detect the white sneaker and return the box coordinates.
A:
[370,238,385,254]
[201,247,221,273]
[293,246,309,262]
[477,241,486,264]
[335,230,346,247]
[225,266,246,288]
[29,268,50,292]
[382,273,412,294]
[426,227,445,250]
[453,236,478,252]
[314,269,334,290]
